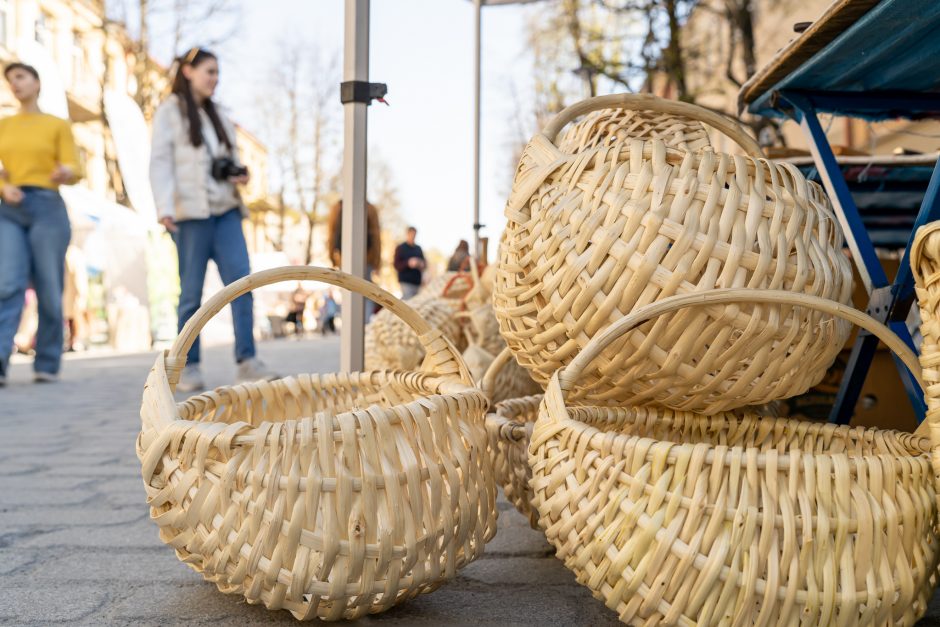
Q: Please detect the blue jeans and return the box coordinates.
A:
[0,187,71,376]
[172,208,255,365]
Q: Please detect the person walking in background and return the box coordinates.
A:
[447,239,470,272]
[326,199,381,319]
[150,47,274,392]
[285,283,307,338]
[393,226,425,299]
[0,63,79,386]
[319,291,338,335]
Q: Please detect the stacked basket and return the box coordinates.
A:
[484,93,940,625]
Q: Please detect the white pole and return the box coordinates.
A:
[341,0,369,372]
[472,0,482,259]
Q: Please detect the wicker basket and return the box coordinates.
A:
[529,288,939,626]
[481,348,542,529]
[494,93,854,413]
[138,267,497,621]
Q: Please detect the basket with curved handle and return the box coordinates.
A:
[497,93,851,413]
[441,259,477,300]
[530,288,935,626]
[542,93,763,158]
[139,266,496,621]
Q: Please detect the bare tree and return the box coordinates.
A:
[167,0,240,57]
[258,41,341,265]
[524,0,703,111]
[106,0,240,119]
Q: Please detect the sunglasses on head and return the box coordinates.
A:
[183,47,202,65]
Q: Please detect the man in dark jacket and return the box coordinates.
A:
[393,226,425,299]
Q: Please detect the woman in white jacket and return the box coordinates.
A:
[150,47,272,391]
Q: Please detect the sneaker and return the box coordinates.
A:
[34,371,59,383]
[237,358,278,383]
[176,364,205,393]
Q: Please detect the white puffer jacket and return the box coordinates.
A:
[149,94,246,222]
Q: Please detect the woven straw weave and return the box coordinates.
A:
[458,262,541,404]
[365,293,465,371]
[481,348,542,528]
[557,106,712,154]
[913,222,940,503]
[529,289,939,626]
[365,272,475,371]
[138,267,497,621]
[494,93,853,413]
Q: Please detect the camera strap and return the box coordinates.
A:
[198,111,229,161]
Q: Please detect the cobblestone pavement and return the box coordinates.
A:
[0,337,626,626]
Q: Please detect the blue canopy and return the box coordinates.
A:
[741,0,940,119]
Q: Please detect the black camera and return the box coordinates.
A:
[211,157,248,181]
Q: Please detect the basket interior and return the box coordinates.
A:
[176,371,449,427]
[567,405,930,458]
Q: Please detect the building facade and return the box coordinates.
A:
[0,0,275,351]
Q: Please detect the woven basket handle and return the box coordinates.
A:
[910,222,940,476]
[556,288,923,406]
[480,347,516,400]
[165,266,469,384]
[441,257,482,299]
[542,94,763,159]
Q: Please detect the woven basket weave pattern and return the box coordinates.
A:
[484,394,541,528]
[138,267,497,621]
[495,99,853,412]
[913,223,940,502]
[527,289,939,625]
[365,294,465,371]
[557,107,712,154]
[529,401,937,625]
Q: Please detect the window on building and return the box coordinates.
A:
[35,11,55,59]
[72,30,87,86]
[0,0,10,49]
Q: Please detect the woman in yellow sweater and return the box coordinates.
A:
[0,63,79,386]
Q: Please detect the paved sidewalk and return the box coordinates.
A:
[0,337,621,626]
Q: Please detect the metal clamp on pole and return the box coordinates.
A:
[340,80,389,105]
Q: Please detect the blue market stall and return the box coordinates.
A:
[739,0,940,424]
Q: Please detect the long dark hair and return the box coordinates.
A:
[172,47,232,150]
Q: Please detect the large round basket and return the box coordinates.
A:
[137,267,497,621]
[481,348,542,528]
[494,93,854,413]
[529,289,939,626]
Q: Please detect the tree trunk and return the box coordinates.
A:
[277,190,286,252]
[663,0,689,101]
[135,0,150,116]
[305,110,324,266]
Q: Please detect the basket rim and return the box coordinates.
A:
[145,353,484,438]
[539,394,932,467]
[513,133,832,208]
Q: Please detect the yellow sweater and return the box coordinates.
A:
[0,112,80,189]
